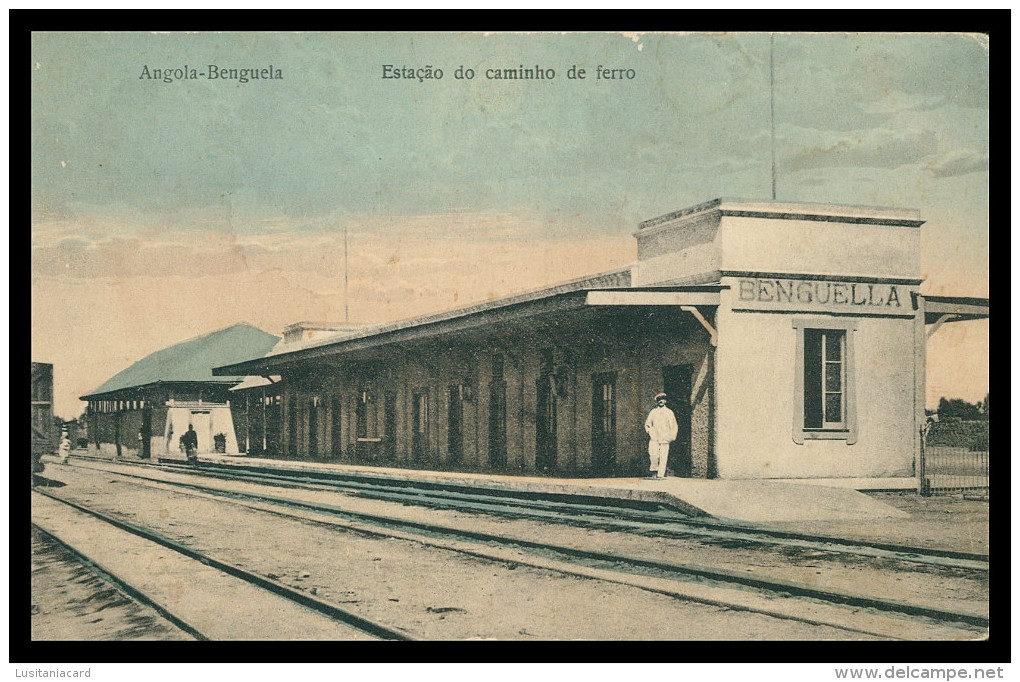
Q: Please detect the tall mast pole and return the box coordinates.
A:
[344,223,350,323]
[770,32,777,201]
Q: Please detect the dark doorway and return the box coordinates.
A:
[331,396,342,458]
[114,409,122,458]
[265,394,281,457]
[535,349,557,472]
[308,396,319,456]
[140,407,152,459]
[355,387,377,461]
[488,364,507,469]
[591,372,617,476]
[288,397,298,456]
[355,389,369,440]
[412,390,430,462]
[384,391,397,460]
[661,365,693,477]
[249,394,263,456]
[447,385,464,465]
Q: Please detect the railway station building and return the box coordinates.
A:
[80,323,279,459]
[213,199,988,486]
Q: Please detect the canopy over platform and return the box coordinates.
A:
[923,295,989,324]
[214,271,721,377]
[584,287,722,307]
[229,375,281,392]
[923,295,989,339]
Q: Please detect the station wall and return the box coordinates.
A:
[269,308,715,477]
[84,384,242,458]
[714,295,918,480]
[220,200,933,482]
[719,214,920,281]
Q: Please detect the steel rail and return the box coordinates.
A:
[60,455,990,569]
[32,487,414,642]
[58,466,989,631]
[31,522,207,641]
[143,458,989,570]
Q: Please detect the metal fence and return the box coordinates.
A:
[920,445,989,496]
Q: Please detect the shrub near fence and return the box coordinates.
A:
[926,419,988,450]
[922,419,989,496]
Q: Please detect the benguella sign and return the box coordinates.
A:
[735,278,907,312]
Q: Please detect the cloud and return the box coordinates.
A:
[32,208,619,285]
[926,149,989,178]
[345,211,554,240]
[31,235,250,279]
[777,34,988,120]
[780,126,938,174]
[860,91,946,116]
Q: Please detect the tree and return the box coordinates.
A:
[936,397,985,421]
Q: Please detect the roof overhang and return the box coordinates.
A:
[585,286,722,346]
[585,288,721,307]
[214,291,593,376]
[229,375,281,391]
[80,379,242,402]
[214,285,726,376]
[923,295,989,324]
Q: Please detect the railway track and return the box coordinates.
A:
[31,523,204,641]
[46,461,988,639]
[31,488,413,641]
[66,454,988,572]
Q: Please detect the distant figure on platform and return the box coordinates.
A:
[58,430,71,463]
[182,424,199,464]
[644,392,678,479]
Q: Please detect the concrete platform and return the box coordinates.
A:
[185,453,909,524]
[770,477,918,492]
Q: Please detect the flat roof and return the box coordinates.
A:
[638,198,924,231]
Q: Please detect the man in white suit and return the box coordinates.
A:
[644,392,678,479]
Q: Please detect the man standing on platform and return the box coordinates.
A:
[644,392,678,479]
[182,423,199,464]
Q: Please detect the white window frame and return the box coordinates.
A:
[792,318,858,445]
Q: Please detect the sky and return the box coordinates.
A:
[30,31,989,418]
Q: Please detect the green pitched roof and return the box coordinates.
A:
[82,324,279,399]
